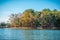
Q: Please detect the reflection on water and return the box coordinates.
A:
[0,28,60,40]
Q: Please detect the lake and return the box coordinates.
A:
[0,28,60,40]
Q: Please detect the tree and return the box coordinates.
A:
[9,9,60,29]
[20,11,30,27]
[0,22,7,28]
[9,14,21,27]
[54,11,60,27]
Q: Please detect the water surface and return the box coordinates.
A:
[0,28,60,40]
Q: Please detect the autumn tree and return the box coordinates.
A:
[9,9,60,29]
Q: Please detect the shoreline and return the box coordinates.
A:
[0,27,60,30]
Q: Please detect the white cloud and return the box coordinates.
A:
[0,17,9,23]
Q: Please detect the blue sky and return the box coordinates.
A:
[0,0,60,23]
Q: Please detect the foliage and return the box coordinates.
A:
[9,9,60,29]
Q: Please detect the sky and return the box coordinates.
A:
[0,0,60,23]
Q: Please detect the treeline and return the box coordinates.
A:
[0,22,9,28]
[9,9,60,29]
